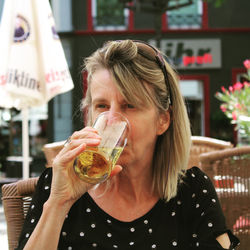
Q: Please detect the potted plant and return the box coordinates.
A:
[215,59,250,145]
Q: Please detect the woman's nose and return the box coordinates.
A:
[109,105,121,115]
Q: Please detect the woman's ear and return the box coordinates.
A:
[157,110,171,135]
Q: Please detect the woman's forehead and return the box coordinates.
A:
[89,67,152,108]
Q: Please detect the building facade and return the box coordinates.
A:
[63,0,250,143]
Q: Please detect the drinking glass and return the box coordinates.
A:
[74,111,129,184]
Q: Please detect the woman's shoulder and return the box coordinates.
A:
[185,166,207,177]
[32,167,53,198]
[183,166,210,183]
[178,167,214,194]
[37,167,52,184]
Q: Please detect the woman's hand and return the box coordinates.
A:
[48,127,102,206]
[47,127,122,207]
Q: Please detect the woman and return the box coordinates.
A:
[17,40,239,250]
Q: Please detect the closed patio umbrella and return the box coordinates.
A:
[0,0,74,179]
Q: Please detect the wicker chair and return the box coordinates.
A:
[187,136,233,169]
[42,140,65,167]
[200,146,250,250]
[1,177,38,250]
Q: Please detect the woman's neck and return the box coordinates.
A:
[88,165,159,222]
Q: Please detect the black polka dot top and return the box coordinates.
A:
[16,167,239,250]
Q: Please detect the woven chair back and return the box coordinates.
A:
[200,146,250,250]
[188,136,233,169]
[1,177,38,250]
[42,140,65,167]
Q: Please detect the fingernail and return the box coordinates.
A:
[92,139,101,143]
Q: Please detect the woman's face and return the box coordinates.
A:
[89,69,169,171]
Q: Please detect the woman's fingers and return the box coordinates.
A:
[63,138,101,151]
[59,143,86,164]
[58,138,100,160]
[71,127,101,140]
[110,165,123,178]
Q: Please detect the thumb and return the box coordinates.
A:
[110,165,123,178]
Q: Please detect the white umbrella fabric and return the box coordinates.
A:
[0,0,74,179]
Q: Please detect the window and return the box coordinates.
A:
[50,0,73,32]
[0,0,5,24]
[179,80,205,135]
[92,0,129,31]
[167,0,203,29]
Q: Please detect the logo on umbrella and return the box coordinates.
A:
[14,14,30,43]
[48,13,59,40]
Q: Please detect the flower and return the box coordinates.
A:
[220,104,227,113]
[215,59,250,142]
[233,82,243,91]
[232,111,237,121]
[221,86,226,93]
[243,59,250,69]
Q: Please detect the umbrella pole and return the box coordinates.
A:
[22,107,29,179]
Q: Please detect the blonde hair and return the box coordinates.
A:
[82,40,191,201]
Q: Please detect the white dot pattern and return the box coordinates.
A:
[172,241,177,246]
[208,222,213,227]
[19,168,239,249]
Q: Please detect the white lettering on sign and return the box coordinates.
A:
[149,39,221,69]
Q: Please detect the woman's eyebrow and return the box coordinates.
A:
[91,98,107,104]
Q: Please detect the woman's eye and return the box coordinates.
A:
[96,104,108,109]
[123,103,135,109]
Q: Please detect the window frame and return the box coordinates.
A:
[166,0,203,30]
[180,74,210,136]
[91,0,129,31]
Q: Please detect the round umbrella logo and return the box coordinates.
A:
[48,13,59,40]
[14,15,30,42]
